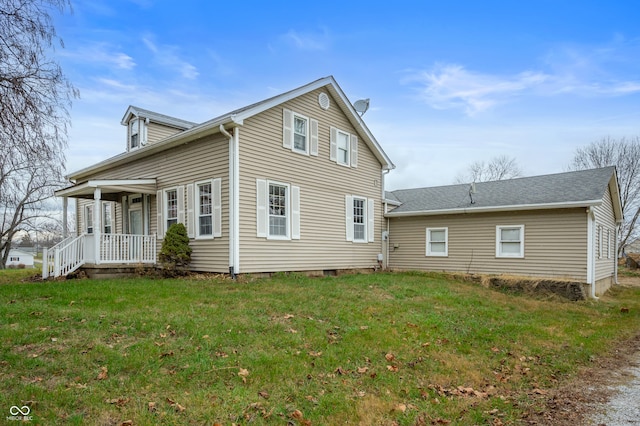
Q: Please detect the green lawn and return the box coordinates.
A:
[1,270,639,425]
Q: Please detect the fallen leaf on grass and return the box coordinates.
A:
[283,314,295,319]
[258,390,270,399]
[385,353,395,362]
[238,368,249,383]
[308,351,322,357]
[97,366,108,380]
[120,421,133,426]
[286,328,298,334]
[148,401,157,412]
[357,366,369,374]
[386,365,399,372]
[159,351,174,358]
[105,397,130,407]
[166,398,186,412]
[392,403,407,413]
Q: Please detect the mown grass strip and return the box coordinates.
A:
[1,270,639,424]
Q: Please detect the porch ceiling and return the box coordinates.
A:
[55,179,157,200]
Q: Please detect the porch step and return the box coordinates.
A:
[74,264,156,280]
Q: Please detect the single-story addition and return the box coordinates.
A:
[7,249,35,268]
[384,166,623,297]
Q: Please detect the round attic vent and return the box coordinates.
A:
[318,92,330,110]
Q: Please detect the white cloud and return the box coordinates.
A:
[406,64,550,116]
[142,34,199,80]
[282,28,330,51]
[60,42,136,70]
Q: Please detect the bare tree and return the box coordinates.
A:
[0,0,77,268]
[454,155,522,184]
[569,136,640,256]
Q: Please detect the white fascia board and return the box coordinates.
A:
[384,200,603,217]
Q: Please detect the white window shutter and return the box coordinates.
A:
[367,198,375,242]
[156,190,164,239]
[186,183,195,238]
[310,119,319,156]
[330,127,337,162]
[291,185,300,240]
[213,178,222,237]
[256,179,267,238]
[345,195,354,242]
[351,134,358,168]
[283,108,293,149]
[177,185,185,225]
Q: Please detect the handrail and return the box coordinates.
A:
[42,234,86,278]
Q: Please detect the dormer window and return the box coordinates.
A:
[129,117,147,150]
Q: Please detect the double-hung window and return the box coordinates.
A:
[103,203,112,234]
[293,115,308,154]
[496,225,524,258]
[129,118,146,150]
[166,189,178,230]
[269,183,289,238]
[256,179,300,240]
[330,127,358,167]
[282,108,318,156]
[345,195,374,243]
[85,205,94,234]
[197,182,213,237]
[426,227,448,256]
[353,197,366,241]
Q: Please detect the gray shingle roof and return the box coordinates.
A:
[387,167,616,214]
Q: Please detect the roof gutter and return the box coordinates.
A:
[385,199,604,217]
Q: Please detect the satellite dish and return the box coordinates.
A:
[353,98,370,116]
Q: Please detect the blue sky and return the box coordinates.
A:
[53,0,640,190]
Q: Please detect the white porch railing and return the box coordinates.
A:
[43,234,86,279]
[43,233,156,278]
[99,234,156,264]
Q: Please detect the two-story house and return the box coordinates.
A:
[47,76,394,277]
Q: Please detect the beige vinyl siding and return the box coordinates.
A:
[237,88,384,273]
[78,134,230,272]
[593,185,617,282]
[388,209,590,281]
[147,122,185,145]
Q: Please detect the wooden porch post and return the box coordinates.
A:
[94,188,102,265]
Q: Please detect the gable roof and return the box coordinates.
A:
[386,167,623,221]
[120,106,197,130]
[68,76,394,181]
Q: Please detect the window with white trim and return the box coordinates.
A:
[103,203,112,234]
[598,225,603,259]
[330,127,358,167]
[85,205,94,234]
[10,257,19,262]
[345,195,374,243]
[293,114,308,154]
[282,108,318,156]
[426,227,448,256]
[496,225,524,258]
[608,228,613,259]
[269,183,288,238]
[129,118,147,150]
[197,182,213,237]
[256,179,301,240]
[165,189,178,230]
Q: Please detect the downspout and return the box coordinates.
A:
[614,225,619,285]
[220,124,240,278]
[382,168,391,270]
[586,208,598,300]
